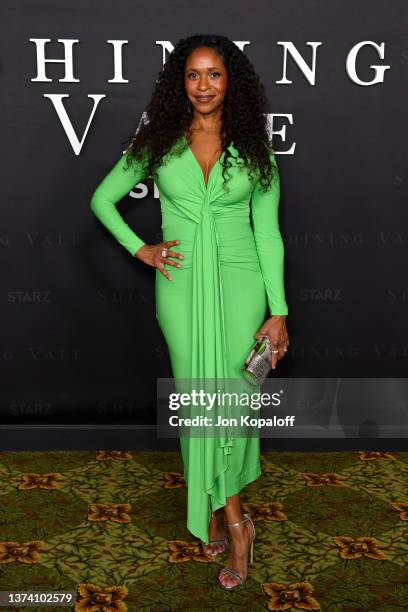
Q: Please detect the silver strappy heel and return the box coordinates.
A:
[201,512,229,556]
[218,513,256,591]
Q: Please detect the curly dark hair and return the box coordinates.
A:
[122,33,277,193]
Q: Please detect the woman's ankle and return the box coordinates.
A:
[226,519,251,549]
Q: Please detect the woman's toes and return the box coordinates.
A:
[228,576,239,588]
[220,571,239,588]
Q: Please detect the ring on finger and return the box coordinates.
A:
[161,248,168,258]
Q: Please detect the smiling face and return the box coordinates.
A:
[184,46,228,116]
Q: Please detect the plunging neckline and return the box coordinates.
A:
[183,134,224,188]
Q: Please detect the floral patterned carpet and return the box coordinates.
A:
[0,449,407,611]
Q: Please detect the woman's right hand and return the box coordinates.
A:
[134,240,184,281]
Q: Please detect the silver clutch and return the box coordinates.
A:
[241,336,272,386]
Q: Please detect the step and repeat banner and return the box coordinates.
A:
[1,1,406,440]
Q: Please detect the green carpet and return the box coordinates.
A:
[0,450,407,611]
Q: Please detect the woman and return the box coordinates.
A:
[90,33,289,591]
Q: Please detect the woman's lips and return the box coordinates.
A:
[195,95,215,103]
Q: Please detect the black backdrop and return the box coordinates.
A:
[1,0,407,448]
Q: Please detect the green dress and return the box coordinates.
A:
[90,135,288,544]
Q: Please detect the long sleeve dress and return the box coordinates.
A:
[90,134,288,544]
